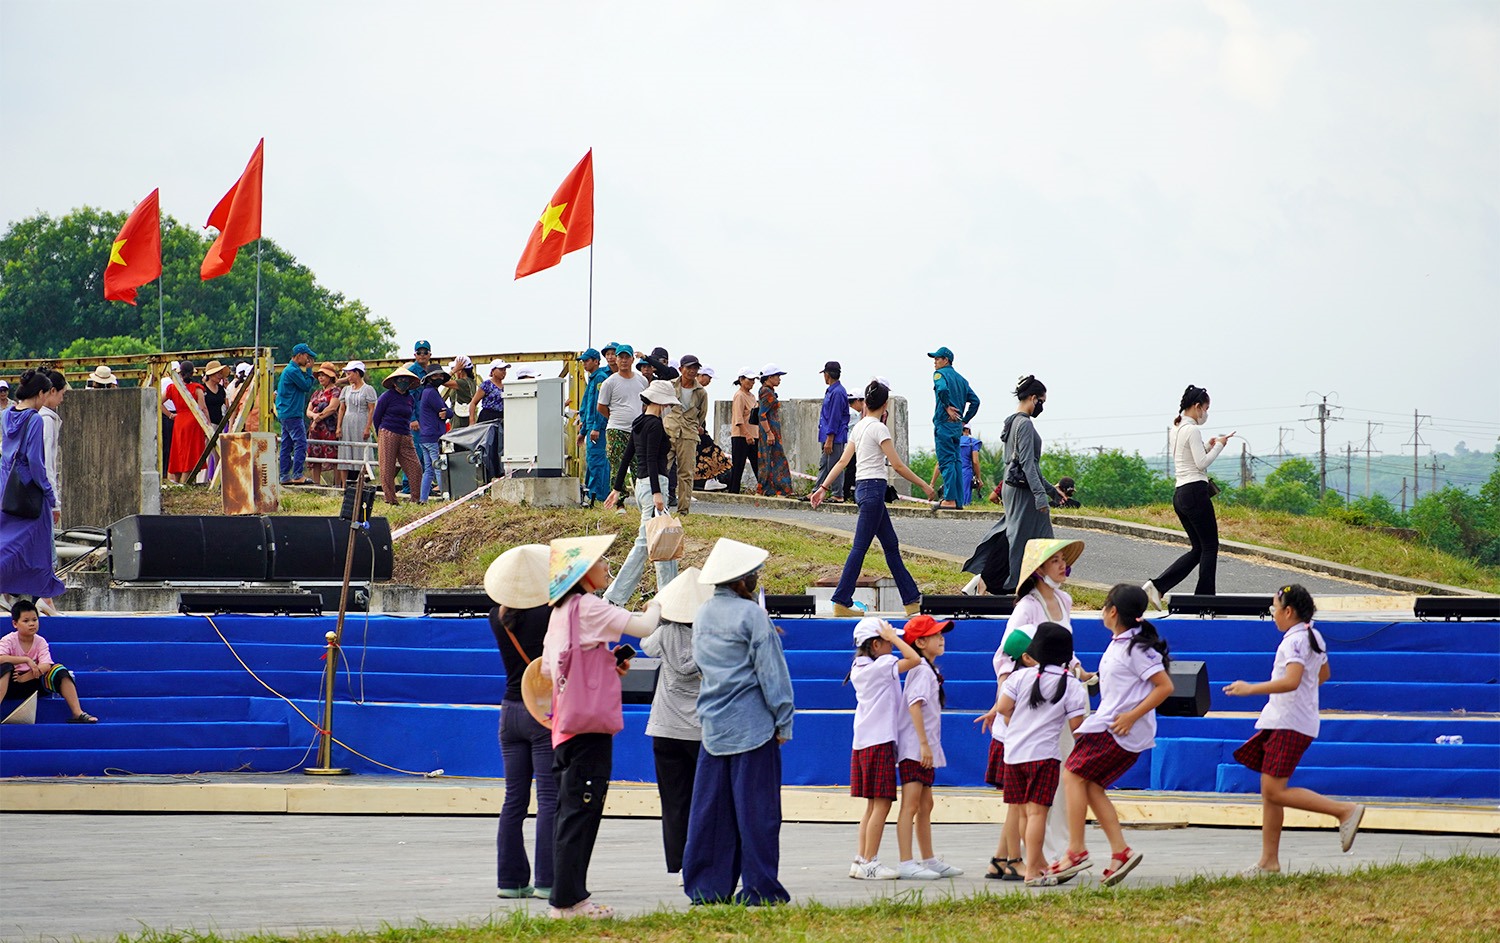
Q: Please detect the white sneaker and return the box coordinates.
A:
[849,857,866,878]
[1142,580,1164,610]
[923,857,965,877]
[960,575,982,596]
[853,860,899,881]
[704,479,728,491]
[897,860,941,880]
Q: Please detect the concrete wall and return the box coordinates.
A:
[711,395,909,492]
[58,387,160,529]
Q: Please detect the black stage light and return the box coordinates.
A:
[764,594,817,617]
[1413,596,1500,621]
[1166,594,1274,618]
[423,593,495,617]
[179,592,323,616]
[920,595,1016,618]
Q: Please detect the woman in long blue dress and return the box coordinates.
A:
[0,370,65,614]
[755,365,793,497]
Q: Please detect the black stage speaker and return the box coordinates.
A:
[763,594,816,617]
[621,657,660,704]
[920,594,1016,618]
[1414,596,1500,621]
[1167,594,1274,618]
[1158,659,1210,717]
[110,515,270,582]
[424,592,494,617]
[266,517,394,582]
[179,592,323,616]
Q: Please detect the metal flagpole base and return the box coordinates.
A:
[303,766,352,776]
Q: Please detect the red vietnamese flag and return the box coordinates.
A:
[515,149,594,279]
[103,188,162,304]
[201,138,264,280]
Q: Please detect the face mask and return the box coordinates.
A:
[1042,574,1062,590]
[1031,401,1044,418]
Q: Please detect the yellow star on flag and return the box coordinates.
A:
[109,238,128,266]
[538,202,568,243]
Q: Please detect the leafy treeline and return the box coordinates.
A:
[0,208,397,362]
[912,446,1500,566]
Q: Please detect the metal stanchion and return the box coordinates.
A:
[304,464,368,776]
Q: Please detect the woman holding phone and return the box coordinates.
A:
[1143,385,1235,607]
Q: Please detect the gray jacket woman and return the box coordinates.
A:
[1001,375,1059,593]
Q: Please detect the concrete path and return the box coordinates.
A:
[6,813,1495,941]
[693,504,1372,596]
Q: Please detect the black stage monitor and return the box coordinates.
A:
[1414,596,1500,621]
[179,592,323,616]
[921,595,1016,618]
[1168,594,1273,618]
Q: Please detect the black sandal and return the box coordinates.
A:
[985,857,1021,881]
[68,712,99,724]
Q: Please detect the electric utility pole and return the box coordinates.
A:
[1406,410,1429,503]
[1303,393,1341,498]
[1358,420,1382,498]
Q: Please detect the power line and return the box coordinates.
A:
[1302,392,1342,497]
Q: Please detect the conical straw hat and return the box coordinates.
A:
[698,538,769,586]
[655,567,714,624]
[520,660,553,729]
[1015,538,1085,591]
[483,544,551,609]
[548,534,617,603]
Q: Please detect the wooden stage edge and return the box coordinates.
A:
[1,777,1493,835]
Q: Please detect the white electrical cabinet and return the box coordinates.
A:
[501,377,565,477]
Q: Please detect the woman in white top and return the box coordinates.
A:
[1143,385,1235,607]
[811,381,936,617]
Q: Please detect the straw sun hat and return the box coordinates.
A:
[1015,538,1085,591]
[655,567,714,624]
[483,545,551,609]
[548,534,617,604]
[89,365,118,385]
[521,660,553,729]
[381,366,420,390]
[698,538,769,586]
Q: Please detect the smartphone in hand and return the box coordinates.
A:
[614,644,636,664]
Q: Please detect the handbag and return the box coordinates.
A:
[1,412,44,520]
[1206,480,1221,499]
[747,406,759,426]
[551,595,624,740]
[645,512,685,562]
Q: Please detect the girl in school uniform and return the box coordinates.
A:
[1224,584,1365,876]
[996,623,1088,887]
[894,615,964,880]
[976,624,1036,880]
[848,617,921,881]
[1050,584,1175,885]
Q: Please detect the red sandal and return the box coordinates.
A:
[1048,848,1092,879]
[1101,847,1143,886]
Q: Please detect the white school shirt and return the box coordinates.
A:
[1254,623,1327,738]
[1003,590,1082,673]
[849,416,893,481]
[850,652,902,749]
[1169,417,1225,486]
[896,661,946,768]
[1076,628,1167,753]
[1001,666,1087,763]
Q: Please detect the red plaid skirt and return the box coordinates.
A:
[850,741,897,800]
[898,759,934,786]
[1234,728,1314,779]
[984,739,1006,791]
[1065,731,1141,788]
[1003,758,1061,807]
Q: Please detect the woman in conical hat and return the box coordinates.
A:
[484,545,558,902]
[539,534,662,920]
[640,567,715,875]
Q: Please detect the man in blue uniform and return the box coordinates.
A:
[577,348,612,507]
[928,346,980,509]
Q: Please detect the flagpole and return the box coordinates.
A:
[158,275,165,352]
[254,238,262,353]
[587,243,594,347]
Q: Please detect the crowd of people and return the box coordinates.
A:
[474,526,1364,917]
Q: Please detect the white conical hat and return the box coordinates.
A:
[548,534,617,603]
[699,538,769,586]
[483,544,551,609]
[1,692,37,725]
[655,567,714,624]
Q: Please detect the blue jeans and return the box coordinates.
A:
[418,442,442,502]
[584,431,611,500]
[604,474,678,605]
[498,701,558,891]
[831,478,921,607]
[278,417,307,482]
[935,419,963,505]
[682,738,790,906]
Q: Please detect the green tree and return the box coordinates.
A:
[0,207,397,361]
[1409,487,1500,564]
[58,335,157,360]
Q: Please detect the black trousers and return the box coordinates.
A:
[1152,480,1219,595]
[550,732,613,909]
[652,736,700,873]
[728,436,758,493]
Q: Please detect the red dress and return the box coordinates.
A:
[165,383,207,475]
[307,385,341,469]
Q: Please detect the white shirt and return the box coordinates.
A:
[599,373,648,432]
[1255,623,1327,738]
[1001,666,1088,763]
[849,416,892,481]
[160,377,177,414]
[850,652,902,749]
[1004,590,1082,673]
[1169,417,1224,486]
[896,661,946,768]
[39,405,61,510]
[1076,628,1167,753]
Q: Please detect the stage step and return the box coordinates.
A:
[0,746,313,778]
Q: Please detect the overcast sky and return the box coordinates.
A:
[3,0,1496,459]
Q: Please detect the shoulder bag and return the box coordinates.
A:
[551,596,624,739]
[1,412,44,519]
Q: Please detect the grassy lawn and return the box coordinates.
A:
[157,488,1096,606]
[1057,504,1500,594]
[117,855,1498,942]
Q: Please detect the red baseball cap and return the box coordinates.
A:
[902,614,954,645]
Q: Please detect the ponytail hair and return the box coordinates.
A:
[1027,666,1069,709]
[1025,622,1073,709]
[843,637,882,684]
[1276,584,1323,653]
[1175,384,1210,425]
[1014,374,1046,401]
[13,369,51,401]
[1103,583,1171,669]
[864,381,889,412]
[914,640,947,709]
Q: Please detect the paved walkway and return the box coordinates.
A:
[6,813,1495,941]
[694,503,1371,596]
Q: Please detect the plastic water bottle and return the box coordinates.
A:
[1435,736,1465,745]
